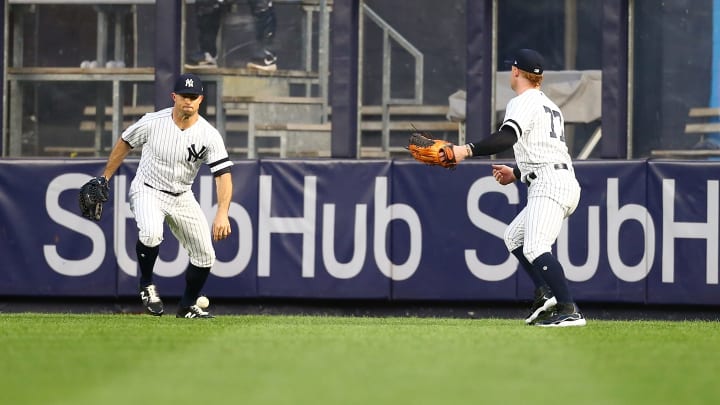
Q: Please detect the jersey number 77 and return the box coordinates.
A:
[543,106,565,142]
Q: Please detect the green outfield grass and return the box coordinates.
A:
[1,314,719,405]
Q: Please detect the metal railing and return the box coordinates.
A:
[358,1,424,157]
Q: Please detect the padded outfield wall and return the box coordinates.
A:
[0,159,718,306]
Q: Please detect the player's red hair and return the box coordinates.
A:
[520,70,544,87]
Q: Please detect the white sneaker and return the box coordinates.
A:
[247,51,277,72]
[187,52,217,68]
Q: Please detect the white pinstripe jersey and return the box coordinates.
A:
[122,107,233,194]
[501,89,572,177]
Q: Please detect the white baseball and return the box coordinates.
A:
[196,296,210,309]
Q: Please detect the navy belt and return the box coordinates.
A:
[144,182,184,197]
[525,163,569,184]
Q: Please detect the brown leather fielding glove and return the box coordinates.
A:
[407,132,457,169]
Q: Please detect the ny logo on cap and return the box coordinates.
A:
[184,78,194,88]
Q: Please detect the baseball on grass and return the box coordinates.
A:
[196,296,210,309]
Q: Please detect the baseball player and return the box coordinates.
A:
[450,49,585,327]
[99,73,233,319]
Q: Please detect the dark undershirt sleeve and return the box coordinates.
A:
[466,125,518,157]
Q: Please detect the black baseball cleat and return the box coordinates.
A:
[139,284,164,316]
[525,285,557,325]
[534,303,586,327]
[176,305,215,319]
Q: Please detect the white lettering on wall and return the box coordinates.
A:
[464,177,518,281]
[662,179,719,284]
[44,173,105,276]
[607,178,655,282]
[42,171,720,289]
[257,175,317,277]
[373,177,421,281]
[322,203,367,279]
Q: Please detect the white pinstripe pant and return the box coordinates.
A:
[129,186,215,268]
[504,168,580,263]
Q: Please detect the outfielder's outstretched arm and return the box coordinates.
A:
[452,126,517,163]
[102,138,133,180]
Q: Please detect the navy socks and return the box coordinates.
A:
[180,263,211,308]
[532,252,573,304]
[512,247,550,290]
[136,241,159,288]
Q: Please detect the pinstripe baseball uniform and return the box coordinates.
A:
[457,48,585,326]
[101,72,232,318]
[502,88,581,263]
[123,107,233,268]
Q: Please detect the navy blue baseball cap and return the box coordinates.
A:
[173,73,204,95]
[506,49,544,74]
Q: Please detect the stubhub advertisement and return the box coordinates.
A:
[1,159,718,305]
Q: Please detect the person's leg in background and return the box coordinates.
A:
[246,0,278,71]
[189,0,224,67]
